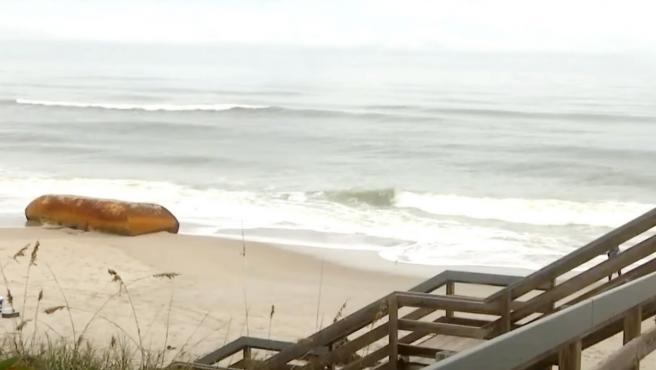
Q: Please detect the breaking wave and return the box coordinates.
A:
[321,188,397,207]
[394,191,652,227]
[0,172,652,269]
[317,188,651,227]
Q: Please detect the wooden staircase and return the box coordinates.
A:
[172,207,656,370]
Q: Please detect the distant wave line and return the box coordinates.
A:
[12,98,270,112]
[7,98,655,122]
[7,98,434,121]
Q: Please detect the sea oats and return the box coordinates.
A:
[13,243,29,261]
[44,305,66,314]
[152,272,180,280]
[108,268,122,282]
[333,299,349,323]
[30,240,40,266]
[16,319,32,331]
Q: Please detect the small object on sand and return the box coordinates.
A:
[1,297,19,319]
[25,194,179,236]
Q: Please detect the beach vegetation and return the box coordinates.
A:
[0,241,201,370]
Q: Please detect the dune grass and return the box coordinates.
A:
[0,241,199,370]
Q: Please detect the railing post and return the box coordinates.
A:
[558,339,581,370]
[501,289,512,333]
[445,281,455,319]
[624,305,642,370]
[243,346,252,370]
[325,341,335,370]
[388,295,399,370]
[546,278,556,313]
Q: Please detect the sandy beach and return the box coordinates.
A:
[0,226,430,364]
[0,226,654,369]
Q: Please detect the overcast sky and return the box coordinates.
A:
[2,0,655,53]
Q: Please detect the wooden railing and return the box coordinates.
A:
[187,207,656,370]
[428,270,656,370]
[262,270,530,370]
[482,207,656,339]
[189,270,528,369]
[491,207,656,302]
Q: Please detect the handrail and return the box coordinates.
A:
[196,336,327,365]
[493,207,656,301]
[510,234,656,322]
[169,362,230,370]
[262,270,527,369]
[410,270,527,294]
[428,270,656,370]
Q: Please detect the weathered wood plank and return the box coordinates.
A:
[409,272,449,294]
[388,296,399,370]
[558,340,582,370]
[398,319,485,339]
[397,343,453,358]
[445,270,530,289]
[341,345,389,370]
[196,336,327,365]
[230,358,259,370]
[169,361,232,370]
[624,305,642,345]
[436,316,492,327]
[624,305,643,370]
[501,290,511,334]
[196,336,249,364]
[445,281,455,319]
[396,291,502,315]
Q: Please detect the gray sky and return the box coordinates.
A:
[2,0,655,52]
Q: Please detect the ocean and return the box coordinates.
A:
[1,41,655,269]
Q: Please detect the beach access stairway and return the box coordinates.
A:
[170,207,656,370]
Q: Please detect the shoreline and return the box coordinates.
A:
[0,215,536,278]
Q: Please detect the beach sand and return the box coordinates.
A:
[0,226,654,368]
[0,227,427,365]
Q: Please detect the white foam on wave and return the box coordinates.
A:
[14,98,269,112]
[395,191,652,228]
[0,173,647,269]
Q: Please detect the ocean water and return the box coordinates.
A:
[1,41,655,269]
